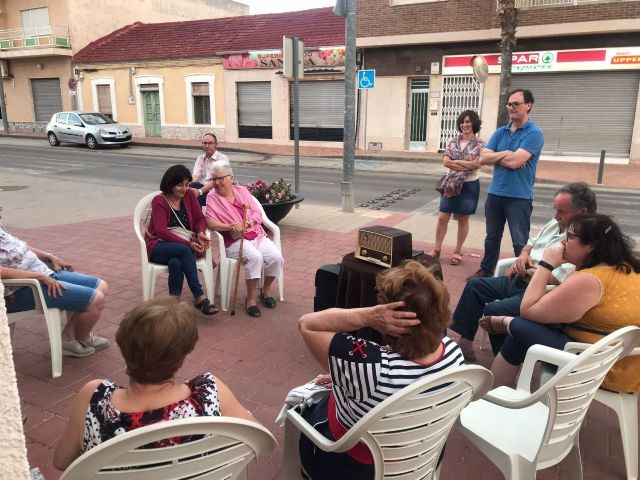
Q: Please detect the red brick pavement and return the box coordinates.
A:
[10,216,634,479]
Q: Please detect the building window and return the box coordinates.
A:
[20,7,51,36]
[192,82,211,125]
[96,85,113,119]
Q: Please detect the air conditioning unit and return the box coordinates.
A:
[0,60,9,78]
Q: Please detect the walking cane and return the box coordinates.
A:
[230,204,249,316]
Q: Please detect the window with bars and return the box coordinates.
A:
[96,85,113,119]
[192,82,211,125]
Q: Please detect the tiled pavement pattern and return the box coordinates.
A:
[10,215,636,480]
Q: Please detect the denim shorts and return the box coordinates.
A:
[4,270,100,314]
[439,179,480,215]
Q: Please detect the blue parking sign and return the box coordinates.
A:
[358,69,375,89]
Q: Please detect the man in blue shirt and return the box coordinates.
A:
[469,89,544,279]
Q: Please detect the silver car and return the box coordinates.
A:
[46,111,132,149]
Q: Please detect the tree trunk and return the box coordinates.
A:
[497,0,518,127]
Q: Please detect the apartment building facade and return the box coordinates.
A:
[0,0,247,132]
[356,0,640,164]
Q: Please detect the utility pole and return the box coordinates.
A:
[0,75,9,133]
[497,0,518,127]
[336,0,356,212]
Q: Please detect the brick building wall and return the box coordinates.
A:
[357,0,640,38]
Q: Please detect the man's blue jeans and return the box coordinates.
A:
[150,242,204,298]
[480,193,533,275]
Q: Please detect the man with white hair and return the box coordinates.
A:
[190,132,230,206]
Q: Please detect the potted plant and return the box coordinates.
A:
[245,178,304,224]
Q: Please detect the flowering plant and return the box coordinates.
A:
[245,178,296,204]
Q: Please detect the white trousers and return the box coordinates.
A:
[226,237,283,280]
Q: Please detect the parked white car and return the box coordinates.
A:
[46,111,132,149]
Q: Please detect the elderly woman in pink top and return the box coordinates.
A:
[205,163,283,318]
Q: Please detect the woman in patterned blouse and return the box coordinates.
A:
[429,110,484,266]
[53,296,257,470]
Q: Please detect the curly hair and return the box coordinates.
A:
[159,164,192,195]
[116,296,199,384]
[376,260,451,359]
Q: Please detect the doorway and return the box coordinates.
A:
[408,77,429,151]
[142,90,161,137]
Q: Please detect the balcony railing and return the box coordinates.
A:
[513,0,624,8]
[0,25,70,50]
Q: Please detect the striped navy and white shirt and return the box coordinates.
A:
[328,333,464,430]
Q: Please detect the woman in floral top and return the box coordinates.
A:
[53,297,258,471]
[428,110,484,266]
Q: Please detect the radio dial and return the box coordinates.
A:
[382,255,388,262]
[361,248,368,255]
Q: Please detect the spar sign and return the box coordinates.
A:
[442,47,640,75]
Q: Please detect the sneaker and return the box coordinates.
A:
[83,333,110,351]
[62,339,96,357]
[466,269,492,281]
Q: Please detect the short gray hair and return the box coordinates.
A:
[211,160,232,177]
[556,182,597,214]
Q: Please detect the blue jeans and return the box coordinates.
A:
[5,270,100,313]
[480,194,533,275]
[501,317,572,365]
[150,242,204,298]
[190,181,207,207]
[450,275,528,354]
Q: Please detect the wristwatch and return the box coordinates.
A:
[198,189,203,196]
[537,260,555,272]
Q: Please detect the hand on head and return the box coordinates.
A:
[368,301,420,337]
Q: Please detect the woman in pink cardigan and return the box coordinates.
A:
[145,164,218,315]
[205,163,283,318]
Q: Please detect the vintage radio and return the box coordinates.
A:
[355,226,412,268]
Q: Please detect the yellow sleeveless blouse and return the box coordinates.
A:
[563,266,640,393]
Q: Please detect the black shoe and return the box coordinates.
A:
[466,269,492,281]
[246,304,261,318]
[258,294,276,309]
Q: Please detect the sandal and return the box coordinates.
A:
[246,303,261,318]
[479,315,509,335]
[195,298,219,316]
[426,249,441,259]
[258,294,276,309]
[450,252,463,266]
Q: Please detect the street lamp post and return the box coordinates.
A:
[336,0,357,212]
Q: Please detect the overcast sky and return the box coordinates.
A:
[238,0,336,14]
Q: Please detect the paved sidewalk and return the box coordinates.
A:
[9,206,633,480]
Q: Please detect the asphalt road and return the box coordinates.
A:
[1,139,640,241]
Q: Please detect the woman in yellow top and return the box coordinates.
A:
[479,214,640,391]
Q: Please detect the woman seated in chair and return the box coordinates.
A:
[53,296,257,471]
[1,222,109,358]
[480,214,640,391]
[145,164,217,315]
[205,162,283,318]
[297,260,464,480]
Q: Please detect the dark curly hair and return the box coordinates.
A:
[456,110,482,134]
[160,164,192,195]
[376,260,451,359]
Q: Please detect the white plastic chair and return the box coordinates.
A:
[60,416,277,480]
[212,195,284,312]
[3,278,63,378]
[133,192,215,301]
[546,342,640,480]
[278,365,493,480]
[458,326,640,480]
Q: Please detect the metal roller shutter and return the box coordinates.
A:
[290,80,344,141]
[511,71,640,158]
[31,78,62,122]
[237,81,272,139]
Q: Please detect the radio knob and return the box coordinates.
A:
[382,255,388,262]
[362,249,368,255]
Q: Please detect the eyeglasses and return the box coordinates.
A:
[211,175,230,183]
[202,141,216,145]
[506,102,524,109]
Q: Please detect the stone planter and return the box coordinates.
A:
[260,195,304,224]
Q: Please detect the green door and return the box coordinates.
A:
[143,91,161,137]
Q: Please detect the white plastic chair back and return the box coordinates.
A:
[534,326,640,468]
[279,365,493,480]
[133,192,215,301]
[212,195,283,311]
[60,417,277,480]
[3,278,63,378]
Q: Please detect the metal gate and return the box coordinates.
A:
[439,76,482,150]
[408,78,429,151]
[289,80,344,141]
[31,78,62,122]
[238,81,272,139]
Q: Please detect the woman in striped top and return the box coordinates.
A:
[298,260,464,480]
